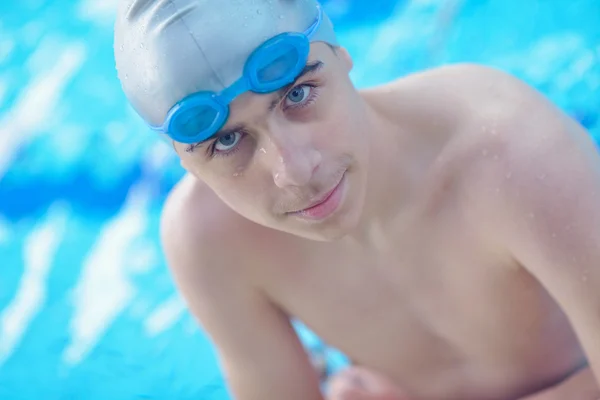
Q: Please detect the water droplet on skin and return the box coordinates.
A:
[495,187,500,193]
[140,43,145,49]
[259,148,267,154]
[119,44,124,51]
[124,73,129,80]
[551,232,557,238]
[232,166,244,178]
[505,172,512,179]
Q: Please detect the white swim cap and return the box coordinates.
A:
[114,0,338,126]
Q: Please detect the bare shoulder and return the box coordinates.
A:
[161,173,253,243]
[404,64,590,212]
[406,63,531,94]
[428,65,594,232]
[363,63,549,136]
[396,62,582,156]
[160,173,310,303]
[160,173,274,287]
[432,63,589,168]
[430,63,565,118]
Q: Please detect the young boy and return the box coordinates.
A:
[114,1,600,398]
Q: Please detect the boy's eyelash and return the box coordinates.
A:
[185,144,197,153]
[282,83,319,110]
[209,131,247,158]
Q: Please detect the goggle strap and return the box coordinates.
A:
[217,77,250,104]
[303,5,323,39]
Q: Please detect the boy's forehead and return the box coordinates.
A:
[114,0,331,127]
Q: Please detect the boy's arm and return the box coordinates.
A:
[470,67,600,393]
[160,187,323,400]
[519,366,598,400]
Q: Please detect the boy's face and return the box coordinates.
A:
[174,44,372,241]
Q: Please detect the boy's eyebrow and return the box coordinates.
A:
[192,61,325,148]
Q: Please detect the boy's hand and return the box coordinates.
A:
[326,367,409,400]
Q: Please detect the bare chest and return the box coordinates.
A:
[263,230,584,398]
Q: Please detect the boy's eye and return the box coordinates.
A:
[214,131,242,152]
[285,85,312,106]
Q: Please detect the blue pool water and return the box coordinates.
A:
[0,0,598,399]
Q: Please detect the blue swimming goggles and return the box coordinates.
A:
[150,6,324,144]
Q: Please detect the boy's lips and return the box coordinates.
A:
[289,172,346,220]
